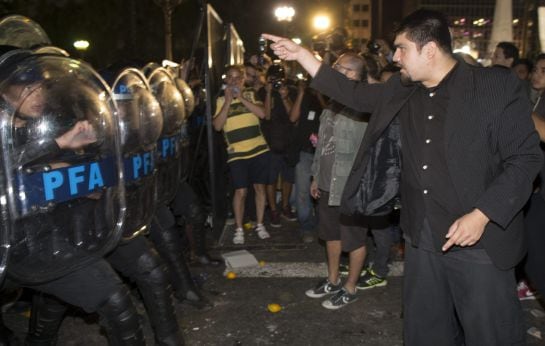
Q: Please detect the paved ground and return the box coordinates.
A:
[3,217,545,345]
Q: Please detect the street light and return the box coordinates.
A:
[313,14,331,31]
[274,6,295,22]
[73,40,89,59]
[153,0,183,61]
[73,40,89,50]
[275,5,295,36]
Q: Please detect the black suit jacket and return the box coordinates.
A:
[311,61,543,269]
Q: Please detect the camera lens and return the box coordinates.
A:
[273,80,283,89]
[258,37,266,53]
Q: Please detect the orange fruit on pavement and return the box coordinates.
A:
[267,303,282,313]
[226,271,237,279]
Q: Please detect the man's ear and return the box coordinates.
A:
[422,41,438,60]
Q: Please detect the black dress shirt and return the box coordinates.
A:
[399,63,479,250]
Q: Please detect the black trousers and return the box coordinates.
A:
[22,257,145,345]
[25,257,126,313]
[403,243,524,346]
[523,193,545,297]
[170,180,208,256]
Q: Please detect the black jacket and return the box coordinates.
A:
[311,61,543,269]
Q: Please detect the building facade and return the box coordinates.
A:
[346,0,373,47]
[410,0,536,60]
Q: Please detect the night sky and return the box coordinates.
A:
[0,0,346,68]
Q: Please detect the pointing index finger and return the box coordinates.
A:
[262,33,284,43]
[442,237,455,252]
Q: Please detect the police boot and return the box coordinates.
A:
[149,221,212,311]
[186,204,221,268]
[192,228,221,267]
[25,293,67,346]
[0,314,17,346]
[133,248,184,346]
[96,288,145,346]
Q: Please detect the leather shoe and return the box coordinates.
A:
[195,254,222,267]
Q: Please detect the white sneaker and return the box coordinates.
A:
[233,228,244,244]
[256,224,270,239]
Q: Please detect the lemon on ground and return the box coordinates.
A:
[226,271,237,279]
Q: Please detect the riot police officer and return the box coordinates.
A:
[0,47,145,345]
[145,67,212,309]
[173,77,221,268]
[25,65,185,345]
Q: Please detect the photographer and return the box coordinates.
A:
[213,65,271,245]
[312,27,349,66]
[365,38,394,69]
[258,63,297,227]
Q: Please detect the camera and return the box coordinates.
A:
[266,64,286,90]
[272,79,284,89]
[311,33,328,54]
[258,37,267,67]
[258,37,267,53]
[367,40,382,55]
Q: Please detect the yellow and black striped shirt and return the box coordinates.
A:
[214,88,269,162]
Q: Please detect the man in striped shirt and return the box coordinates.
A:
[213,65,271,244]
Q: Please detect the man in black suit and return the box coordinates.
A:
[264,9,542,346]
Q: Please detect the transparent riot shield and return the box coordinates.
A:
[174,78,195,116]
[33,46,69,57]
[174,78,195,182]
[0,15,51,49]
[112,68,163,241]
[0,168,9,286]
[146,67,186,204]
[0,51,125,284]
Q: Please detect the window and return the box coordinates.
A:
[362,19,369,27]
[362,4,370,12]
[353,20,360,27]
[353,4,360,12]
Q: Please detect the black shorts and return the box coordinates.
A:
[267,152,295,184]
[229,151,270,190]
[318,190,367,252]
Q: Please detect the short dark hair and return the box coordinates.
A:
[496,42,519,62]
[535,53,545,65]
[393,9,452,53]
[224,65,245,78]
[513,58,533,72]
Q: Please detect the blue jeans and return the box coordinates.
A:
[368,226,394,278]
[294,151,316,232]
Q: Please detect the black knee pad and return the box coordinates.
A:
[133,249,183,345]
[134,248,169,286]
[153,205,177,230]
[96,288,144,346]
[187,203,205,226]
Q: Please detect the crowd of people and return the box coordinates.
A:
[214,28,404,307]
[212,8,545,345]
